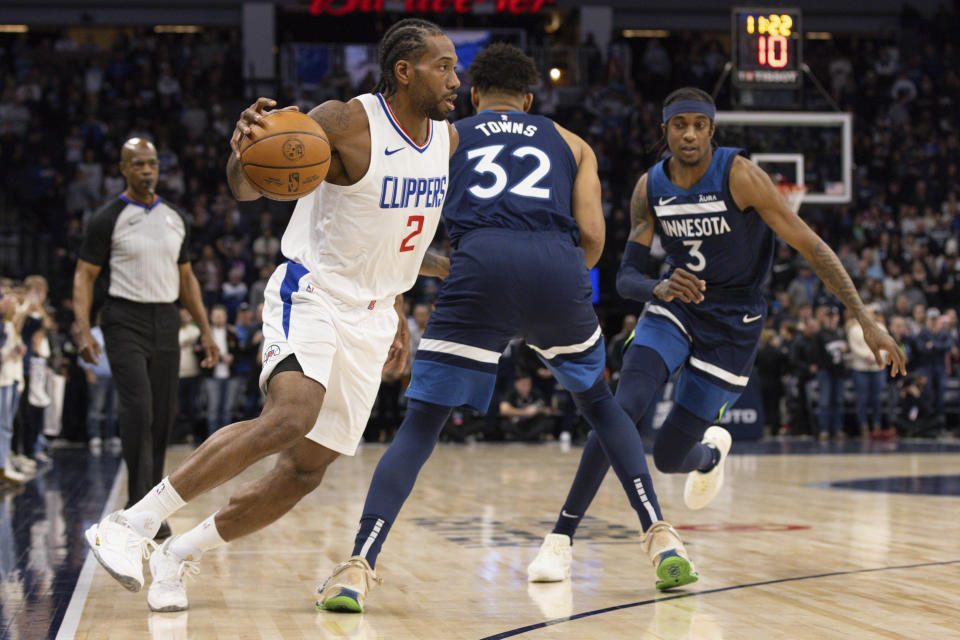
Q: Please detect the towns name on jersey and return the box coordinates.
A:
[474,121,538,137]
[660,215,732,238]
[379,176,447,209]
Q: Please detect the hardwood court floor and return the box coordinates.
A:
[70,441,960,640]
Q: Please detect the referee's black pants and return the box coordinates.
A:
[101,298,180,507]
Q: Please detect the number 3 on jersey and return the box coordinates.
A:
[466,144,552,200]
[400,215,424,252]
[682,240,706,272]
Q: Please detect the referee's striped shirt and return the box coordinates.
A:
[79,195,190,303]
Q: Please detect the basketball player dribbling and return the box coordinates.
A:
[527,87,907,582]
[317,44,699,614]
[83,18,460,612]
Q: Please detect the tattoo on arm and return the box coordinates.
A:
[627,179,652,242]
[811,240,866,316]
[310,102,351,134]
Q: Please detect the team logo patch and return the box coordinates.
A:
[264,344,282,364]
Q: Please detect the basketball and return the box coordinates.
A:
[239,111,330,200]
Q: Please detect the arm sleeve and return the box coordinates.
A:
[615,242,659,302]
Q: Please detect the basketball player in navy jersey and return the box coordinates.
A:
[318,44,698,612]
[528,87,906,581]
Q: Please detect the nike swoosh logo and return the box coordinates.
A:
[385,147,404,156]
[561,510,580,519]
[743,314,762,323]
[658,196,677,205]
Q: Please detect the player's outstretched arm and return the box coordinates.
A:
[730,156,907,376]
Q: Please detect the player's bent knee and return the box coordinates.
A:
[255,405,318,449]
[275,455,328,498]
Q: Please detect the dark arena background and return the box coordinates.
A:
[0,1,958,638]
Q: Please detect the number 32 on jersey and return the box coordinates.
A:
[466,144,552,200]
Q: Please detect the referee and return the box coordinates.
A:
[73,138,218,538]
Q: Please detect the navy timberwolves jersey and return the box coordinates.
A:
[647,147,774,294]
[443,111,579,246]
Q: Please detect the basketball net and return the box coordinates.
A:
[776,182,808,215]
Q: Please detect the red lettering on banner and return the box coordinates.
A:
[453,0,472,10]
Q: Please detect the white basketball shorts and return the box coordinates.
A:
[259,261,398,455]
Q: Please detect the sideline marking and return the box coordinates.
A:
[480,558,960,639]
[55,466,126,640]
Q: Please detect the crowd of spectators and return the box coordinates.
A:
[1,8,960,479]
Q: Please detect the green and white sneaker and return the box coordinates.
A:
[317,556,382,613]
[641,521,698,591]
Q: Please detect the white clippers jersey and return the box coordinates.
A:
[281,93,450,305]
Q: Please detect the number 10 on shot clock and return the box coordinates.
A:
[731,7,803,88]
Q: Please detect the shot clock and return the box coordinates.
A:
[731,7,802,88]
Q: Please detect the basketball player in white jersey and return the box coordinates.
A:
[83,18,461,612]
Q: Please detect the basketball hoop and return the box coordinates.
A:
[776,182,808,214]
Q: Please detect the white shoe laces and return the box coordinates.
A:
[127,534,157,560]
[175,559,200,584]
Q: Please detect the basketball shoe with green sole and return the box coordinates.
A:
[642,521,699,591]
[317,556,382,613]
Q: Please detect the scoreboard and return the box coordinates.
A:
[731,7,802,88]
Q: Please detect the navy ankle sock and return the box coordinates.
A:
[351,399,451,568]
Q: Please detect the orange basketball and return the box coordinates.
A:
[239,111,330,201]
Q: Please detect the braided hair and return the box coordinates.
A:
[374,18,445,97]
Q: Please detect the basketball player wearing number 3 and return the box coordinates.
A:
[528,87,907,583]
[83,18,460,613]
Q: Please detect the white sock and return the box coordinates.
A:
[122,477,187,538]
[169,513,227,562]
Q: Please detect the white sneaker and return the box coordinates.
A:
[641,521,698,591]
[1,465,27,485]
[684,426,733,510]
[12,454,36,472]
[527,533,572,582]
[89,438,103,455]
[85,511,156,592]
[148,537,199,612]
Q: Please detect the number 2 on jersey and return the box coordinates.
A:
[399,215,424,252]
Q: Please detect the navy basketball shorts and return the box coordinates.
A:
[628,296,765,422]
[406,229,604,411]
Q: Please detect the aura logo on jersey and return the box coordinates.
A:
[379,176,447,209]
